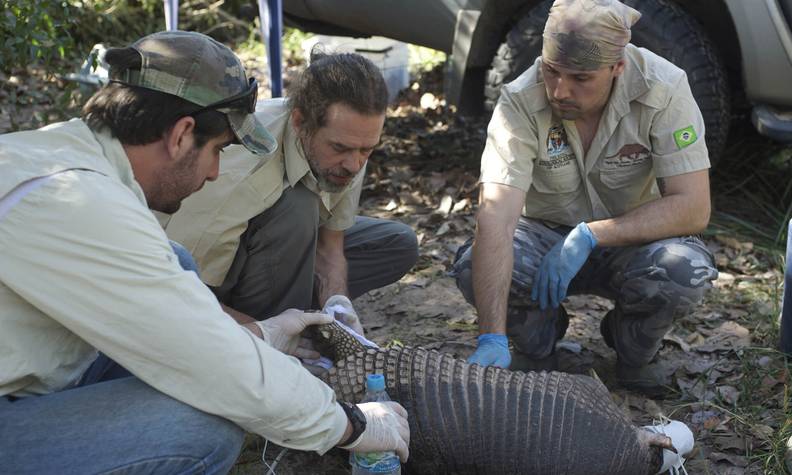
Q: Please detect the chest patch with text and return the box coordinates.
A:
[541,125,576,170]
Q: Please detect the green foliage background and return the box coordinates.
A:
[1,0,74,71]
[0,0,262,75]
[0,0,258,131]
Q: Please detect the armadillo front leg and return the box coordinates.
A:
[323,347,660,475]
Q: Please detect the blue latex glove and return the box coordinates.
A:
[531,222,598,310]
[467,334,511,368]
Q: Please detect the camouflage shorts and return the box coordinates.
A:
[452,217,718,365]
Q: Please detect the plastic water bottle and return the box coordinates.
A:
[350,374,402,475]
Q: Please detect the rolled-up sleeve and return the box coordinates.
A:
[0,171,347,453]
[650,74,711,178]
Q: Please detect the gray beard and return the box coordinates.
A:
[302,136,357,192]
[311,171,363,193]
[316,176,347,193]
[307,154,356,193]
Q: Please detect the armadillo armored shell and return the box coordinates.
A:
[322,346,659,475]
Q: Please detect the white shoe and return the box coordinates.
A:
[642,419,693,475]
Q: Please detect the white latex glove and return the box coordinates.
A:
[341,401,410,463]
[254,309,333,356]
[323,294,365,336]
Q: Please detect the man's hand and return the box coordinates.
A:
[531,222,598,310]
[341,401,410,463]
[323,294,364,336]
[254,309,333,356]
[467,333,511,368]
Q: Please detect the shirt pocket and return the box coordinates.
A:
[599,160,652,188]
[531,166,581,194]
[524,166,583,225]
[598,160,656,215]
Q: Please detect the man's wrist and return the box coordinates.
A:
[577,222,599,249]
[339,420,354,447]
[477,333,509,347]
[243,321,263,338]
[336,401,366,448]
[253,321,275,346]
[325,294,353,308]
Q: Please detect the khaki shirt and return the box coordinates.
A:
[0,119,347,453]
[480,44,710,226]
[161,98,364,287]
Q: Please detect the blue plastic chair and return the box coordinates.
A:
[162,0,282,97]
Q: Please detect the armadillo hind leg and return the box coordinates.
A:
[323,347,662,475]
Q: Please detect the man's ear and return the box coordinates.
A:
[165,116,197,160]
[291,108,305,135]
[613,59,626,78]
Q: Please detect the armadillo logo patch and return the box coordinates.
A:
[603,144,650,168]
[543,125,575,170]
[673,126,698,150]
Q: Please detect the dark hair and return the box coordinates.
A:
[288,49,388,137]
[82,47,230,147]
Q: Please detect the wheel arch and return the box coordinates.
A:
[670,0,744,102]
[449,0,543,113]
[451,0,744,113]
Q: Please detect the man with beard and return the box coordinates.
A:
[162,51,418,336]
[0,32,409,472]
[452,0,718,393]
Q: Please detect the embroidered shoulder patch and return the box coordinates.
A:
[673,126,698,150]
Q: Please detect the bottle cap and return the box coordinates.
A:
[366,374,386,392]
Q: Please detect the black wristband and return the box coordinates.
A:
[337,401,367,447]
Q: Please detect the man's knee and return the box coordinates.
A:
[451,234,543,306]
[1,377,245,475]
[346,218,418,290]
[621,239,717,310]
[389,220,419,275]
[188,415,245,473]
[247,184,320,246]
[451,240,475,305]
[169,240,199,274]
[132,381,246,473]
[507,305,568,359]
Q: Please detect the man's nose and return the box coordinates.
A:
[343,152,367,173]
[207,157,220,181]
[553,78,571,101]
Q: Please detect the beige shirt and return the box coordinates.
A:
[161,98,364,287]
[480,44,710,226]
[0,119,347,453]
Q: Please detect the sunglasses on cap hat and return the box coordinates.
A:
[193,77,258,115]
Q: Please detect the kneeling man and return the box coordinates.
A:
[163,51,418,333]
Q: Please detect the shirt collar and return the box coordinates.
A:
[283,120,315,188]
[606,45,650,117]
[90,126,149,208]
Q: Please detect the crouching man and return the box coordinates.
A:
[0,31,408,473]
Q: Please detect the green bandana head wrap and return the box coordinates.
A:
[542,0,641,71]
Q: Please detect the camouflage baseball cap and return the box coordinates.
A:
[111,30,276,155]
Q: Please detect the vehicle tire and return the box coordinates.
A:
[484,0,730,164]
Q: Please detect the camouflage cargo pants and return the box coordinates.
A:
[452,217,718,367]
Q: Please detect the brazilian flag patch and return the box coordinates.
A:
[673,125,698,149]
